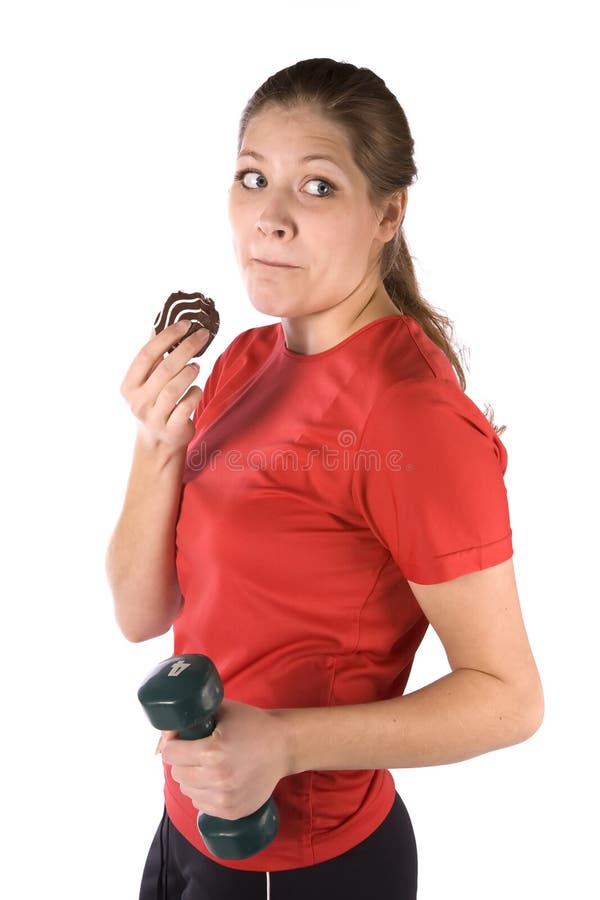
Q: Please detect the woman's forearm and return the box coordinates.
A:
[105,428,187,642]
[271,668,543,776]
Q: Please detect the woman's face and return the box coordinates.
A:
[227,105,395,322]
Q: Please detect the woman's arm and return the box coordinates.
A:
[105,322,210,642]
[272,557,544,774]
[105,431,187,643]
[159,664,543,823]
[272,665,543,775]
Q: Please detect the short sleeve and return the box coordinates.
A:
[351,377,513,584]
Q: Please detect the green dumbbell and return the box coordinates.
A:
[137,653,279,860]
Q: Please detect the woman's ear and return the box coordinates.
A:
[377,188,407,238]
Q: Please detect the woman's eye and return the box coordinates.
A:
[233,169,336,198]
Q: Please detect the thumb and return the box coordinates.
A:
[155,730,178,754]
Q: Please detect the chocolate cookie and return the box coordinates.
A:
[153,290,220,359]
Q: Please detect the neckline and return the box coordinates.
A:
[278,314,408,361]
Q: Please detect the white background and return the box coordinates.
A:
[1,1,598,897]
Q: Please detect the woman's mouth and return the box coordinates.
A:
[254,259,298,268]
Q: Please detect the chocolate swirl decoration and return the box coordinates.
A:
[153,290,220,360]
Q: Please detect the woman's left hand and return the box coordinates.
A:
[157,700,290,821]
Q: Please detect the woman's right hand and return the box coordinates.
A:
[120,320,212,452]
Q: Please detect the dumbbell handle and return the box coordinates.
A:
[176,716,216,741]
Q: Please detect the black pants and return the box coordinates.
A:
[139,791,418,899]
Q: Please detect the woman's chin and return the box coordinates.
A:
[246,290,297,319]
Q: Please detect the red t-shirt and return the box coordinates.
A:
[164,313,513,871]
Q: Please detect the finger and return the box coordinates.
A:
[142,344,202,427]
[150,363,201,425]
[160,735,211,767]
[144,327,162,379]
[121,320,196,396]
[164,384,204,431]
[157,731,177,753]
[142,326,210,399]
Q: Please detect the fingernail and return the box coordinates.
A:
[155,737,162,755]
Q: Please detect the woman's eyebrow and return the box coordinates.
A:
[237,148,346,172]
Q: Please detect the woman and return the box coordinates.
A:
[106,58,544,900]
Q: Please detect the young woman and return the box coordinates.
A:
[106,57,544,900]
